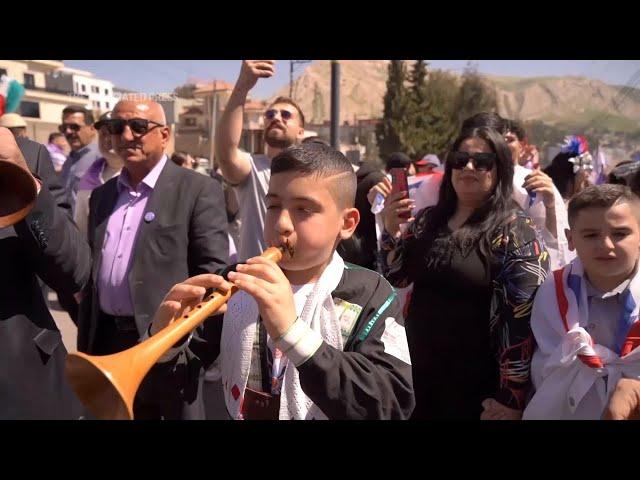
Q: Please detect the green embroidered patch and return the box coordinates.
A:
[333,297,364,344]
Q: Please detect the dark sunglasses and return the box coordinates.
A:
[264,109,293,121]
[449,151,497,171]
[104,118,165,136]
[58,123,83,133]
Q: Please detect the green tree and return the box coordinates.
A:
[409,64,459,159]
[454,62,498,129]
[404,60,428,157]
[376,60,410,160]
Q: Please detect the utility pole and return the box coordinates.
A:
[330,60,340,150]
[209,81,219,170]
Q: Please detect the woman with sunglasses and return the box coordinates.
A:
[380,127,549,420]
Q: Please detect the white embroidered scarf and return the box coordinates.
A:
[221,252,345,420]
[524,259,640,419]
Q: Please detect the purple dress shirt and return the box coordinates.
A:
[98,156,167,315]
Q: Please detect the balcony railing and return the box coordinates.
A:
[26,84,89,99]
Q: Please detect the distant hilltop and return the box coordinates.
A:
[269,60,640,133]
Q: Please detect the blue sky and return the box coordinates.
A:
[65,60,640,100]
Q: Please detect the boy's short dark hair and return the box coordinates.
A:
[62,106,95,125]
[271,143,356,208]
[170,151,190,167]
[268,96,305,127]
[301,136,329,146]
[568,184,640,227]
[505,118,527,142]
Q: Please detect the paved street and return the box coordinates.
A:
[49,292,227,419]
[49,291,77,353]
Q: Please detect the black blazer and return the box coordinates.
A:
[78,159,229,354]
[0,138,91,419]
[15,137,71,213]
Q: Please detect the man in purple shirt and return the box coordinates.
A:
[78,99,229,419]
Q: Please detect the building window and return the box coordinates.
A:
[0,68,7,77]
[185,118,196,126]
[105,88,109,96]
[81,84,86,92]
[105,102,110,109]
[96,101,101,109]
[23,73,35,88]
[91,85,100,93]
[19,101,40,118]
[75,82,79,92]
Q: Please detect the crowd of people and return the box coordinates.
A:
[1,59,639,420]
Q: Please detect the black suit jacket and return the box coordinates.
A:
[0,138,91,419]
[78,159,229,354]
[15,137,71,213]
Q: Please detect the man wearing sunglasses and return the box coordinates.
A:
[216,60,306,260]
[77,99,229,419]
[59,106,100,216]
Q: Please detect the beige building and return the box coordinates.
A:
[173,80,270,167]
[159,96,204,158]
[242,99,269,155]
[46,66,118,113]
[0,60,90,145]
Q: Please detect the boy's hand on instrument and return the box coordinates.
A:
[480,398,522,420]
[151,274,233,335]
[228,256,297,340]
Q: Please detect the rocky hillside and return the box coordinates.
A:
[271,60,640,132]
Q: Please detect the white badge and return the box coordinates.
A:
[381,317,411,365]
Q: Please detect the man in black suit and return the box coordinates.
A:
[0,127,90,419]
[15,136,71,212]
[78,99,229,419]
[15,136,82,323]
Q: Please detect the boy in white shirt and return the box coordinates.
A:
[525,184,640,419]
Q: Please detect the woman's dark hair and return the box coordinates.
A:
[421,127,517,258]
[543,152,576,199]
[461,112,507,135]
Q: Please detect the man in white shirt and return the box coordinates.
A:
[215,60,306,261]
